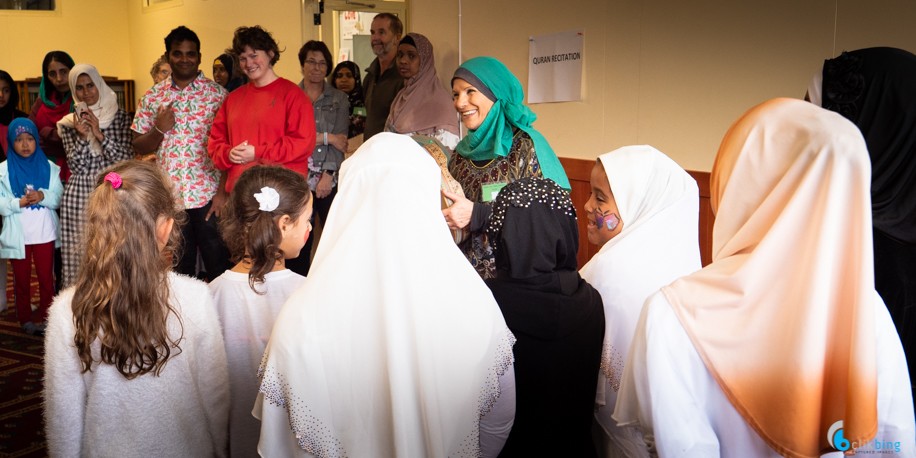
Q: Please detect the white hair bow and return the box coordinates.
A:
[254,186,280,212]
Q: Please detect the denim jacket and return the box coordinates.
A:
[305,82,350,175]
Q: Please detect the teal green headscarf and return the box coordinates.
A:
[453,56,570,189]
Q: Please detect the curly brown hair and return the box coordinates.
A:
[231,25,282,66]
[72,160,187,379]
[220,165,311,293]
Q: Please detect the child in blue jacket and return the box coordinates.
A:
[1,118,62,335]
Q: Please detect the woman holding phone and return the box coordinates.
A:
[56,63,133,287]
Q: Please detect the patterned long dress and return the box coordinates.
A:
[448,129,543,279]
[58,109,134,287]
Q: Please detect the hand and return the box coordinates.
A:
[328,133,348,152]
[81,110,104,142]
[205,188,228,221]
[26,190,44,205]
[74,112,93,136]
[154,102,176,134]
[229,141,255,165]
[316,172,333,199]
[442,189,473,230]
[19,195,30,208]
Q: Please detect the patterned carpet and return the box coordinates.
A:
[0,262,47,458]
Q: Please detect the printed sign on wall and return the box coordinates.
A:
[528,30,584,103]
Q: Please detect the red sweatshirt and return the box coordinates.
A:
[208,77,316,192]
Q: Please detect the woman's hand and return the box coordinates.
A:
[442,189,473,230]
[229,141,255,165]
[316,172,334,199]
[77,110,104,142]
[74,113,92,137]
[328,133,348,152]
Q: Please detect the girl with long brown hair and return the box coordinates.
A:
[209,165,311,458]
[43,160,229,457]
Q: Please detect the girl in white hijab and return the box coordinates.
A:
[254,132,516,458]
[579,145,701,457]
[614,98,915,457]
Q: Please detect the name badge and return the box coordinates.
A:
[481,182,508,202]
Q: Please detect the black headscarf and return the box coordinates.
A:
[0,70,26,126]
[216,53,247,92]
[331,61,364,106]
[331,61,365,138]
[821,47,916,244]
[488,177,579,284]
[484,177,604,456]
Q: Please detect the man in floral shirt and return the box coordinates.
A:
[132,25,229,280]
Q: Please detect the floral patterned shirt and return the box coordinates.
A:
[132,72,227,209]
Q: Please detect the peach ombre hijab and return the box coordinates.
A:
[664,98,878,457]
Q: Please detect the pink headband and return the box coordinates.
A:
[104,172,122,189]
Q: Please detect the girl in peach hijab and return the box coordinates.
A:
[614,98,914,457]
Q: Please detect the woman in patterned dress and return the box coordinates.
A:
[57,64,133,287]
[443,56,570,279]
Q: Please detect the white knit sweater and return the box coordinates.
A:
[43,273,230,458]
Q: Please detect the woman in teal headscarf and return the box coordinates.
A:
[443,56,570,279]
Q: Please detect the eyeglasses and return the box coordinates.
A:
[305,59,328,69]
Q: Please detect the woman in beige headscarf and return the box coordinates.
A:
[614,98,914,457]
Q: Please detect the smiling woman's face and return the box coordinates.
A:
[452,77,494,131]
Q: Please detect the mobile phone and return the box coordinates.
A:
[25,184,35,195]
[75,101,89,118]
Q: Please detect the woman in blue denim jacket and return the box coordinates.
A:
[297,40,350,274]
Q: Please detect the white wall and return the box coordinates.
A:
[5,0,915,170]
[413,0,916,170]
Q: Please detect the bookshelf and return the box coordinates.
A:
[15,77,135,115]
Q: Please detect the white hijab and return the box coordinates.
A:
[579,145,700,431]
[56,63,119,154]
[256,133,515,458]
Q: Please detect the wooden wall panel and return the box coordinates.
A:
[559,157,713,268]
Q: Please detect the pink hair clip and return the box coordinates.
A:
[104,172,122,189]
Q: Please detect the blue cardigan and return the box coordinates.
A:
[0,160,62,259]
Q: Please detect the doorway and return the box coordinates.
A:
[309,0,408,77]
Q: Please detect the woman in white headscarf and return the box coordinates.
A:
[614,98,915,457]
[254,132,516,458]
[56,63,133,287]
[579,145,700,457]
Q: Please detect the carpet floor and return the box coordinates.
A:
[0,262,48,458]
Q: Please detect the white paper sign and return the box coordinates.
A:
[527,30,584,103]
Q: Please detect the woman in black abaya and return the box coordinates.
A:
[484,177,605,457]
[809,46,916,404]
